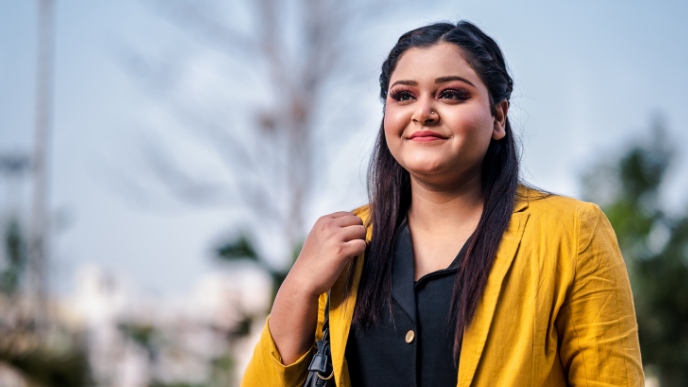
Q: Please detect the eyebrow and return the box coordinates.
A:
[435,76,475,87]
[390,76,475,89]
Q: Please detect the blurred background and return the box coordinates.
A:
[1,0,687,386]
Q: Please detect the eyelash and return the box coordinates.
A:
[389,87,470,102]
[390,88,414,102]
[439,88,469,100]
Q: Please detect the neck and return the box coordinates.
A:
[407,170,484,236]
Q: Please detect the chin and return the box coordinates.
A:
[402,158,450,176]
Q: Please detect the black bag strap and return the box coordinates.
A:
[303,291,335,387]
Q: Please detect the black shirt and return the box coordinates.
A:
[346,221,468,387]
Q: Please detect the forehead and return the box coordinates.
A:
[390,42,483,88]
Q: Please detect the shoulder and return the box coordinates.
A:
[517,188,624,285]
[519,186,604,226]
[518,186,615,253]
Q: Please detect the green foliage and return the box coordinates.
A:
[120,323,238,387]
[214,235,302,311]
[0,217,90,386]
[119,323,158,352]
[216,236,258,261]
[210,234,302,385]
[581,119,688,387]
[230,315,253,339]
[1,219,26,296]
[208,353,235,387]
[0,345,92,387]
[211,353,234,371]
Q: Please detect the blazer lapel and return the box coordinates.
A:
[329,204,371,387]
[457,206,530,387]
[329,253,364,387]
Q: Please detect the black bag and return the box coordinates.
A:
[303,292,335,387]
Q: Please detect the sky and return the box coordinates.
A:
[1,0,687,297]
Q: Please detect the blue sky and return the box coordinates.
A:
[1,0,687,296]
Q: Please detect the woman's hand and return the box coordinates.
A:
[268,211,367,365]
[289,212,367,297]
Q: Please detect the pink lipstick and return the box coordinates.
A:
[408,130,447,142]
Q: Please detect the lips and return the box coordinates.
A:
[408,130,448,142]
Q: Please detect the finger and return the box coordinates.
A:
[328,211,354,219]
[333,214,364,228]
[341,239,367,259]
[339,224,367,242]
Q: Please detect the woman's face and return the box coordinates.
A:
[384,42,507,187]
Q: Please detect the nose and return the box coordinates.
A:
[411,97,438,125]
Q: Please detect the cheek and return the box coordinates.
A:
[383,104,409,138]
[448,106,494,142]
[383,115,400,158]
[383,111,406,164]
[383,114,395,138]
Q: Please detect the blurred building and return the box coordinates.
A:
[53,264,272,386]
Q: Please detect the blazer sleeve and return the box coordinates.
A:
[241,292,327,387]
[555,203,645,386]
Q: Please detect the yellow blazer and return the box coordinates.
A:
[242,189,644,386]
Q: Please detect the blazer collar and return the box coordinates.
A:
[514,185,543,213]
[390,220,470,324]
[514,185,531,213]
[391,221,417,324]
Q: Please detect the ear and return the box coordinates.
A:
[492,100,508,140]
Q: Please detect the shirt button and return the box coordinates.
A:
[405,330,415,343]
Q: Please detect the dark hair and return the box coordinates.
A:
[352,20,519,362]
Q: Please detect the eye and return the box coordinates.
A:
[390,89,415,102]
[439,88,469,101]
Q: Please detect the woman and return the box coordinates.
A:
[242,21,644,387]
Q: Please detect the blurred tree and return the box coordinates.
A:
[1,218,26,296]
[121,0,421,276]
[119,320,237,387]
[119,322,159,357]
[127,0,383,242]
[120,2,426,384]
[208,233,300,355]
[581,116,688,387]
[215,234,301,307]
[1,212,90,387]
[0,344,92,387]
